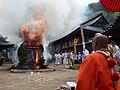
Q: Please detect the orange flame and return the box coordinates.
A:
[21,13,49,65]
[21,13,49,47]
[35,49,39,64]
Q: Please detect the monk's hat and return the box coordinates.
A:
[100,0,120,12]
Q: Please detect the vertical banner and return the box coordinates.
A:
[74,37,77,55]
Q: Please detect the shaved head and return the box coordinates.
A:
[92,34,108,51]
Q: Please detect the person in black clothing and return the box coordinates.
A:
[0,56,4,66]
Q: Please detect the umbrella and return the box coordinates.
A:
[100,0,120,12]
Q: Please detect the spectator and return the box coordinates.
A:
[110,40,119,58]
[62,50,69,68]
[69,51,74,68]
[78,52,82,63]
[82,48,89,57]
[76,34,120,90]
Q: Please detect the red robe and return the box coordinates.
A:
[76,52,120,90]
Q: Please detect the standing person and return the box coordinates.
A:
[54,52,62,65]
[81,51,86,62]
[57,52,62,64]
[54,52,58,65]
[76,34,120,90]
[62,50,68,68]
[69,51,74,68]
[73,52,78,64]
[0,55,4,66]
[115,48,120,73]
[109,40,119,58]
[78,52,82,63]
[82,48,89,57]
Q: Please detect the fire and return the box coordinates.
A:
[21,13,49,65]
[21,13,49,47]
[35,49,39,64]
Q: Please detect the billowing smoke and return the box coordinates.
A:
[28,0,98,42]
[0,0,98,61]
[0,0,28,43]
[0,0,98,43]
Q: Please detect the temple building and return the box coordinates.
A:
[49,13,110,54]
[104,15,120,45]
[0,35,14,61]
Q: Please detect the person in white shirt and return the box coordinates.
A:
[58,53,62,64]
[54,52,58,64]
[83,49,89,57]
[115,49,120,73]
[73,52,78,64]
[62,50,68,68]
[69,51,74,68]
[115,49,120,59]
[110,40,119,58]
[78,52,82,63]
[54,52,62,65]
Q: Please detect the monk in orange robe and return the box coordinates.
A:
[76,34,120,90]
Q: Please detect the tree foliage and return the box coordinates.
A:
[88,2,120,23]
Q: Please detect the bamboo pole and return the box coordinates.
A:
[80,24,85,51]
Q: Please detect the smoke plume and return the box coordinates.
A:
[0,0,98,43]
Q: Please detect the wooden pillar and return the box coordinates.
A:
[80,24,85,51]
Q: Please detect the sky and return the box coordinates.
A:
[87,0,99,3]
[0,0,99,44]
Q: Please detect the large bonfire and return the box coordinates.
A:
[17,13,49,69]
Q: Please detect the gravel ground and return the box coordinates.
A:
[0,64,79,90]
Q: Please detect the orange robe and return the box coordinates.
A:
[76,52,120,90]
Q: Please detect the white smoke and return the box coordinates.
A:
[0,0,28,43]
[0,0,99,61]
[0,0,99,43]
[27,0,97,42]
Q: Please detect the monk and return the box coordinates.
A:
[76,34,120,90]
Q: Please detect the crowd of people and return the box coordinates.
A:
[54,49,89,68]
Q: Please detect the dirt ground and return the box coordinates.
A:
[0,64,79,90]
